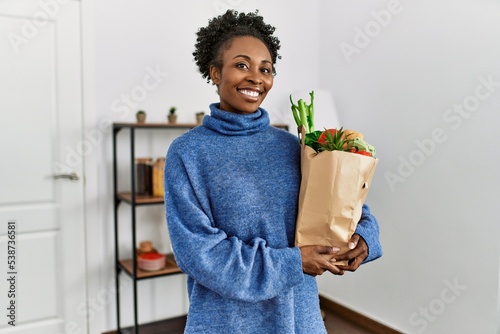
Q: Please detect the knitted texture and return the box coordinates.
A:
[164,104,381,333]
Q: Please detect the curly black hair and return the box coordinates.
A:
[193,9,281,84]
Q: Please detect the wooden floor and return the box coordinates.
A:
[324,310,378,334]
[104,295,400,334]
[104,313,374,334]
[104,308,396,334]
[103,316,186,334]
[320,296,401,334]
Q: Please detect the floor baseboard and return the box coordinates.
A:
[319,295,403,334]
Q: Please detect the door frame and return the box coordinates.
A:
[0,0,91,332]
[81,0,101,333]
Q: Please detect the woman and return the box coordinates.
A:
[164,10,382,333]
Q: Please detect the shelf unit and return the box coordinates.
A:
[112,122,196,334]
[112,121,289,333]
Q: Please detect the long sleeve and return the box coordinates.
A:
[165,153,303,302]
[164,105,328,333]
[355,204,382,263]
[164,118,305,303]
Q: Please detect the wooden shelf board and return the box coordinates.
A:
[119,253,182,279]
[113,122,288,130]
[113,122,199,129]
[117,192,163,205]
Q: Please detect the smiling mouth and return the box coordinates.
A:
[238,89,261,98]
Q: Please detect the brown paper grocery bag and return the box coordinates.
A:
[295,128,379,265]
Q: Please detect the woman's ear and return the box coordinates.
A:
[210,65,221,85]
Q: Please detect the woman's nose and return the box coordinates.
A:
[246,69,263,84]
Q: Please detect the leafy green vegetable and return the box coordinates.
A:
[290,91,315,134]
[318,128,349,152]
[290,90,376,157]
[304,131,322,152]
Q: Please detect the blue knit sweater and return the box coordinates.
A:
[164,104,382,333]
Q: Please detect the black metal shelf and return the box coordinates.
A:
[111,121,289,333]
[113,122,199,131]
[112,122,189,334]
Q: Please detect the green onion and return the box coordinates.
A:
[290,91,315,134]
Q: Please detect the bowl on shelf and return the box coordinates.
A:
[137,253,166,271]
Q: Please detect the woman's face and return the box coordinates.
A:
[210,36,273,114]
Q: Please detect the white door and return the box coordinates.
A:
[0,1,87,333]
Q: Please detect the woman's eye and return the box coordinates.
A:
[261,67,271,74]
[236,63,248,69]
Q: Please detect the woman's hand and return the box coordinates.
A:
[300,246,343,277]
[333,234,368,272]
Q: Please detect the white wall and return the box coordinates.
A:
[92,0,321,331]
[316,1,500,334]
[91,1,500,333]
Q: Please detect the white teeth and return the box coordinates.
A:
[240,89,259,97]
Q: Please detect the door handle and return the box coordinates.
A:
[53,172,80,181]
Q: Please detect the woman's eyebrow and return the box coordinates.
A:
[232,54,250,60]
[232,54,272,64]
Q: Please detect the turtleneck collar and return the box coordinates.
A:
[203,103,270,136]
